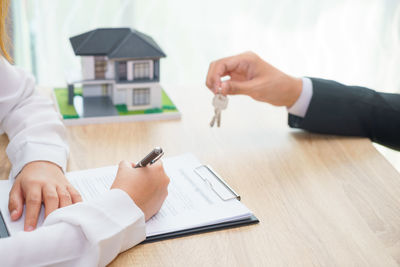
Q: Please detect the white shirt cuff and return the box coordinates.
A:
[8,142,68,179]
[44,189,146,266]
[287,77,313,118]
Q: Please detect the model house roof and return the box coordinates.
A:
[70,28,166,59]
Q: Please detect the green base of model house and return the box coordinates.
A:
[53,87,178,119]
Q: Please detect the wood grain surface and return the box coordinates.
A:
[1,85,400,266]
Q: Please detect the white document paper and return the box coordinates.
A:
[0,153,253,237]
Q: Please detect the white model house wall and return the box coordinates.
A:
[81,83,113,97]
[81,57,153,82]
[105,59,115,79]
[82,84,104,97]
[81,56,95,80]
[82,56,115,80]
[113,85,127,105]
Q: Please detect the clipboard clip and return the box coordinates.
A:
[194,165,241,201]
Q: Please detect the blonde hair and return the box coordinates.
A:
[0,0,12,62]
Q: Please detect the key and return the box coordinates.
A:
[217,109,221,127]
[210,108,218,127]
[210,94,228,127]
[210,108,221,127]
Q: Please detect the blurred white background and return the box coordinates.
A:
[11,0,400,169]
[12,0,400,90]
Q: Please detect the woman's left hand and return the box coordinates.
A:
[8,161,82,231]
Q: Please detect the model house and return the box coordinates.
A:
[69,28,166,111]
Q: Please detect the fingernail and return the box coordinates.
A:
[11,210,17,220]
[26,226,34,232]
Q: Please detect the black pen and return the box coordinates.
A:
[135,147,164,168]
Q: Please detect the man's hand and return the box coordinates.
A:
[206,51,303,108]
[9,161,82,231]
[111,161,169,221]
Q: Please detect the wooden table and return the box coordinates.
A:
[2,85,400,266]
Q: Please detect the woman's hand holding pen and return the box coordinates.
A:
[111,161,170,221]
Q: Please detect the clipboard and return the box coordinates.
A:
[144,165,259,243]
[0,154,259,241]
[194,165,241,201]
[144,215,259,243]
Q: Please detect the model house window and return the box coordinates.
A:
[133,62,150,79]
[95,56,107,79]
[118,61,127,81]
[132,88,150,105]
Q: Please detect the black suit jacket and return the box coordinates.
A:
[288,78,400,150]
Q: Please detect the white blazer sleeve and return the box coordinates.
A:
[0,58,68,178]
[0,189,146,267]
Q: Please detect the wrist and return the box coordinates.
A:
[21,161,63,174]
[285,76,302,108]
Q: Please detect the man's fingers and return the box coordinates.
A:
[221,80,253,96]
[8,181,24,221]
[206,53,249,93]
[206,56,241,93]
[24,185,42,231]
[57,187,72,208]
[210,61,230,92]
[43,185,59,218]
[67,185,82,203]
[205,61,216,91]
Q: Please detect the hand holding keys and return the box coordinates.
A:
[210,92,229,127]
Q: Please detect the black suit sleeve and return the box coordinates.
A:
[288,78,400,150]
